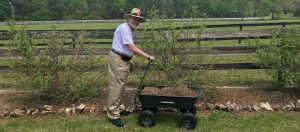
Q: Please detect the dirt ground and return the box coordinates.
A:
[201,88,300,105]
[0,90,20,111]
[0,87,299,114]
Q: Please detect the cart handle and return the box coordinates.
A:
[138,61,151,91]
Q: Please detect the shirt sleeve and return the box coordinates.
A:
[120,27,133,45]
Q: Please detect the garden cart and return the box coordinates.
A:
[136,62,202,130]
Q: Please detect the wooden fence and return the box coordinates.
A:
[0,21,299,73]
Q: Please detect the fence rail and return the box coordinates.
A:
[0,28,288,43]
[0,18,268,25]
[149,22,300,31]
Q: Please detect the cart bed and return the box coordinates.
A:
[138,86,202,109]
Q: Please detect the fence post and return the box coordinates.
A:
[277,43,285,89]
[238,25,243,44]
[29,38,32,45]
[72,37,76,48]
[277,69,284,88]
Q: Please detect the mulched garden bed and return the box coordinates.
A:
[201,88,300,105]
[1,87,299,117]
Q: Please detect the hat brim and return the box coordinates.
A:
[125,14,146,23]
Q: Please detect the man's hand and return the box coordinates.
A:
[148,55,155,61]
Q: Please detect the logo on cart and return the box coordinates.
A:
[160,101,175,104]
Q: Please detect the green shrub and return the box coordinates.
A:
[254,28,300,89]
[7,23,106,102]
[140,7,217,88]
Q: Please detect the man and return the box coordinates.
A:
[107,8,154,127]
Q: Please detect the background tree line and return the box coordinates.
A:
[1,0,300,21]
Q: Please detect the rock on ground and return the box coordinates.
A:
[77,104,86,112]
[252,102,261,112]
[295,99,300,112]
[260,102,273,111]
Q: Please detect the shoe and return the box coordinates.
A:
[120,110,130,116]
[111,118,124,127]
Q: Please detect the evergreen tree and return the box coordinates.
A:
[0,0,11,21]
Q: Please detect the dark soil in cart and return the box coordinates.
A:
[137,85,202,130]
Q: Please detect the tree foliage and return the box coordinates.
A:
[254,28,300,88]
[0,0,12,21]
[0,0,297,21]
[293,0,300,17]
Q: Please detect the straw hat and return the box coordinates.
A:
[125,8,146,23]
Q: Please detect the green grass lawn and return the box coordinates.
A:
[0,54,259,66]
[0,68,272,91]
[0,111,299,131]
[1,18,300,30]
[0,22,121,30]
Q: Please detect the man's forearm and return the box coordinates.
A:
[128,44,150,59]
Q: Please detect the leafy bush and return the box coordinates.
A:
[139,7,215,88]
[253,28,300,88]
[7,23,106,102]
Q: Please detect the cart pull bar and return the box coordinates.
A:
[138,61,151,91]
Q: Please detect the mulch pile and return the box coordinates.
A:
[140,85,198,97]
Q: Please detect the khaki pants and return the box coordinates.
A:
[107,51,130,120]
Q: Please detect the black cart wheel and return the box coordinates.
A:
[143,107,158,114]
[178,113,197,130]
[180,107,196,115]
[138,110,156,127]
